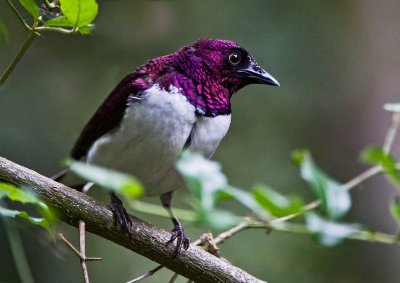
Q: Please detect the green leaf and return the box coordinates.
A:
[18,0,40,18]
[177,151,274,224]
[292,149,351,219]
[177,151,228,210]
[384,103,400,113]
[0,182,37,203]
[177,151,256,228]
[390,197,400,224]
[225,186,270,219]
[252,184,303,217]
[0,20,9,44]
[0,207,51,230]
[68,160,143,198]
[361,146,400,188]
[45,16,94,35]
[59,0,98,28]
[194,208,240,230]
[77,25,94,35]
[44,16,74,27]
[306,213,360,246]
[0,183,57,231]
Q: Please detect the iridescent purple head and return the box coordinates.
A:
[139,38,279,116]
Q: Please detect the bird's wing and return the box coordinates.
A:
[70,72,147,159]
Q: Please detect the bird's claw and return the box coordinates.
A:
[166,224,190,257]
[110,194,132,232]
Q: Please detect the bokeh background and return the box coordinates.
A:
[1,0,400,282]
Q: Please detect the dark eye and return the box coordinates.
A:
[228,51,242,66]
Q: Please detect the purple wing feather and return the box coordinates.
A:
[70,53,179,159]
[70,72,147,159]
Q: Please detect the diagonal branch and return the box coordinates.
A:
[0,156,266,283]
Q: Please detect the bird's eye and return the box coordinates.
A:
[228,51,242,66]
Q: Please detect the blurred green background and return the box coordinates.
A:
[1,0,400,282]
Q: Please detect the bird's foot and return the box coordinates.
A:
[166,223,190,257]
[110,193,132,231]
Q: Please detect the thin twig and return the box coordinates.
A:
[59,222,102,283]
[211,220,251,245]
[125,265,164,283]
[341,165,383,191]
[209,160,400,245]
[272,109,400,226]
[199,233,220,257]
[269,163,400,226]
[35,26,75,34]
[59,183,96,283]
[204,217,400,249]
[58,234,102,261]
[78,183,98,283]
[79,220,90,283]
[251,220,400,245]
[383,112,400,154]
[59,234,81,257]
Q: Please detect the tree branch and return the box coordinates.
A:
[0,156,266,283]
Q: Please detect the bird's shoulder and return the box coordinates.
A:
[70,70,149,159]
[70,54,191,160]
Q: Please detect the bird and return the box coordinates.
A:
[54,38,279,256]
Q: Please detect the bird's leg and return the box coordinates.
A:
[160,192,190,257]
[109,192,132,231]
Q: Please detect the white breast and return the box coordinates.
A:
[189,115,231,158]
[87,84,231,196]
[87,85,195,195]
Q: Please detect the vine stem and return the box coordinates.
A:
[6,0,31,31]
[0,30,37,87]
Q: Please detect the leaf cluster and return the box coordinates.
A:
[6,0,98,35]
[0,182,57,232]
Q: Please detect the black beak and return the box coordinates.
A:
[238,61,280,87]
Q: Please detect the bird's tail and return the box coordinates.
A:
[51,168,91,192]
[51,168,70,182]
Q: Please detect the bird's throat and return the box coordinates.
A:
[159,75,232,117]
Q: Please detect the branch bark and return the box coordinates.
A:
[0,156,266,283]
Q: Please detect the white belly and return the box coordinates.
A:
[87,84,231,196]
